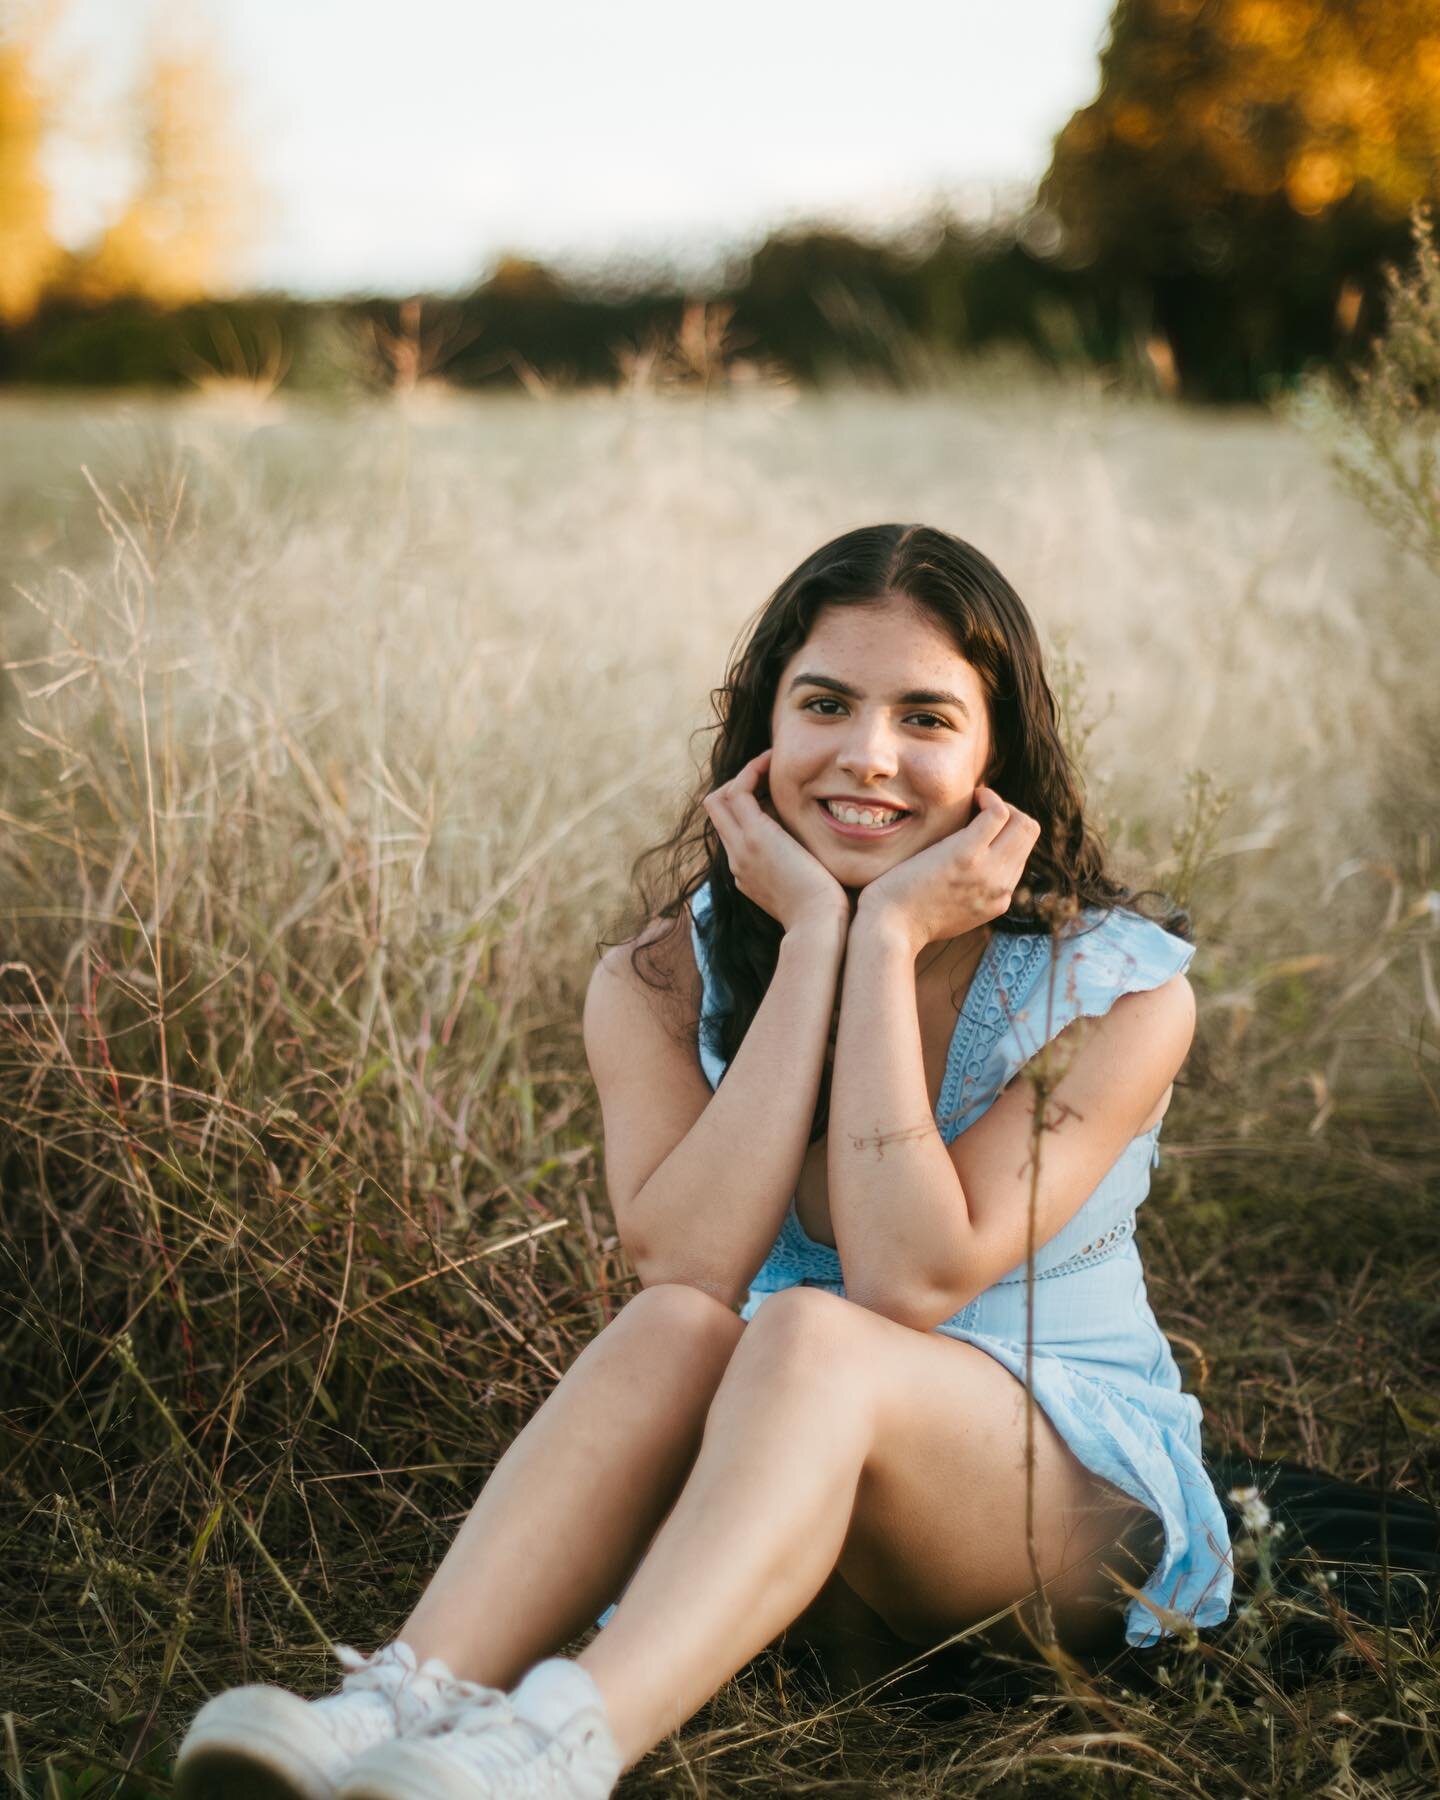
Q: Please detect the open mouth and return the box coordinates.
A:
[816,798,911,839]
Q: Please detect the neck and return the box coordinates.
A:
[918,926,989,987]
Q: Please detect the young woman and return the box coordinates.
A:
[176,523,1235,1800]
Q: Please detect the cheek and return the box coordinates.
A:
[767,730,815,787]
[916,748,974,797]
[765,749,805,814]
[766,742,796,785]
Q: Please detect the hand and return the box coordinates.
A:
[702,749,850,936]
[855,784,1042,954]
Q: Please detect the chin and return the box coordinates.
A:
[816,848,893,886]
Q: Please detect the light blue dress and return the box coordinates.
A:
[600,880,1235,1649]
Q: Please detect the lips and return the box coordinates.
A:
[815,798,910,840]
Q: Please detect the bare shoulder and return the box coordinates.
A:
[1110,969,1196,1041]
[1083,970,1194,1133]
[1055,969,1195,1124]
[589,907,701,1014]
[1065,967,1195,1053]
[584,905,704,1070]
[583,901,714,1227]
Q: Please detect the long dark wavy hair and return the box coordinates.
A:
[601,522,1190,1144]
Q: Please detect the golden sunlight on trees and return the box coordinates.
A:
[0,5,252,321]
[1045,0,1440,266]
[68,41,253,307]
[1039,0,1440,395]
[0,24,61,324]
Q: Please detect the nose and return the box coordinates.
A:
[835,713,901,784]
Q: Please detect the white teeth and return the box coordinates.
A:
[822,800,905,827]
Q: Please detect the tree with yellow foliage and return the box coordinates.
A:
[69,35,253,308]
[1042,0,1440,395]
[0,15,61,325]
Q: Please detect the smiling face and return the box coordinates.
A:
[766,596,993,890]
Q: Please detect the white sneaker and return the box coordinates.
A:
[337,1657,622,1799]
[173,1640,511,1800]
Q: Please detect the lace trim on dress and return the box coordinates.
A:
[771,1204,843,1283]
[936,932,1049,1143]
[989,1213,1137,1284]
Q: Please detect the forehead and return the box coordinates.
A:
[782,600,983,693]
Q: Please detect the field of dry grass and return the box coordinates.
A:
[2,371,1437,1795]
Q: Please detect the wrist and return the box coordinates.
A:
[852,895,924,959]
[783,907,849,957]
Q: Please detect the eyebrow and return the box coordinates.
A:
[786,671,971,720]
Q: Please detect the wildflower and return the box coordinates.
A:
[1227,1484,1273,1535]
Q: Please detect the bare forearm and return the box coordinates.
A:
[826,915,975,1322]
[627,916,846,1302]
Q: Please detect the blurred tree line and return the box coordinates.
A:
[2,0,1438,402]
[0,6,248,327]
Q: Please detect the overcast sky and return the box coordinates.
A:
[41,0,1115,296]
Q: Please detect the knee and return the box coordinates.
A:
[736,1285,869,1372]
[611,1280,745,1356]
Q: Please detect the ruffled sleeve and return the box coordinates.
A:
[939,906,1195,1143]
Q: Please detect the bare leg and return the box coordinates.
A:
[576,1288,1156,1769]
[574,1300,874,1764]
[396,1282,744,1687]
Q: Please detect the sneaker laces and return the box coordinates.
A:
[332,1639,518,1737]
[295,1642,420,1755]
[333,1639,419,1699]
[403,1657,517,1733]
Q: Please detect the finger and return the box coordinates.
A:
[729,783,776,831]
[986,799,1035,836]
[708,775,766,836]
[986,798,1034,838]
[966,786,1012,846]
[702,789,738,847]
[991,808,1040,872]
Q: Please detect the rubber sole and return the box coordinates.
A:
[173,1686,352,1800]
[174,1738,331,1800]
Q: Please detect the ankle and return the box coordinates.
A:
[395,1638,523,1693]
[570,1654,641,1770]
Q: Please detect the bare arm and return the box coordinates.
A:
[584,909,846,1305]
[827,907,1196,1328]
[824,912,962,1319]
